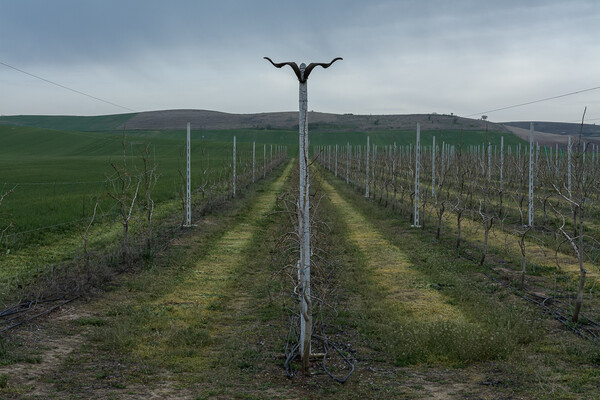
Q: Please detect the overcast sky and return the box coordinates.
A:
[1,0,599,122]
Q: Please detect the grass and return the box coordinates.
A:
[0,125,271,239]
[319,175,538,367]
[318,167,600,398]
[2,157,600,398]
[0,113,136,132]
[0,124,290,305]
[0,123,520,246]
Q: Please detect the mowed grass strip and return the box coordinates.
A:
[379,178,598,283]
[132,161,293,368]
[320,173,540,367]
[321,178,461,323]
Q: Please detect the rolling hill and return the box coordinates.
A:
[0,109,509,133]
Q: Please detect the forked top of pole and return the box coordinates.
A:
[264,57,342,82]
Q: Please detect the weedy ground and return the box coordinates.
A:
[0,160,598,399]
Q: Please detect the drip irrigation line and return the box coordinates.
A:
[0,296,79,333]
[283,314,355,383]
[313,334,355,383]
[0,299,35,318]
[456,249,598,341]
[483,270,599,342]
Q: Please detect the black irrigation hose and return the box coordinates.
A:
[0,300,35,317]
[284,342,300,378]
[459,249,600,340]
[313,334,355,384]
[283,317,355,383]
[0,296,78,333]
[483,270,599,342]
[0,296,72,318]
[284,315,300,378]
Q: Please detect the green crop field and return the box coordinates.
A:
[0,126,279,249]
[0,113,137,132]
[193,127,523,147]
[0,123,522,249]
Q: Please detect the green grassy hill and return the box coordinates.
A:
[0,113,136,132]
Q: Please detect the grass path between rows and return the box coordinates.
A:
[358,173,598,283]
[132,160,293,367]
[3,160,600,400]
[0,161,294,399]
[320,179,462,323]
[319,169,600,399]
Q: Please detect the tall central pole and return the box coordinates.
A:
[298,64,312,365]
[264,56,341,373]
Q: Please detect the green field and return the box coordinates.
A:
[0,126,282,246]
[195,127,523,147]
[4,117,599,400]
[0,113,136,132]
[0,123,523,250]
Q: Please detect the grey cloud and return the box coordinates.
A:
[1,0,599,121]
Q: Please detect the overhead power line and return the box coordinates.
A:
[466,86,600,118]
[0,60,136,112]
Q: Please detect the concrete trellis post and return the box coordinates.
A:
[568,136,572,198]
[297,66,310,363]
[233,136,237,198]
[500,136,504,192]
[488,142,492,183]
[346,142,350,184]
[441,141,445,177]
[432,136,436,197]
[528,123,534,226]
[185,122,192,226]
[392,142,397,197]
[335,144,338,177]
[265,56,342,369]
[371,144,376,197]
[413,123,421,227]
[263,144,266,178]
[583,142,587,185]
[365,136,370,197]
